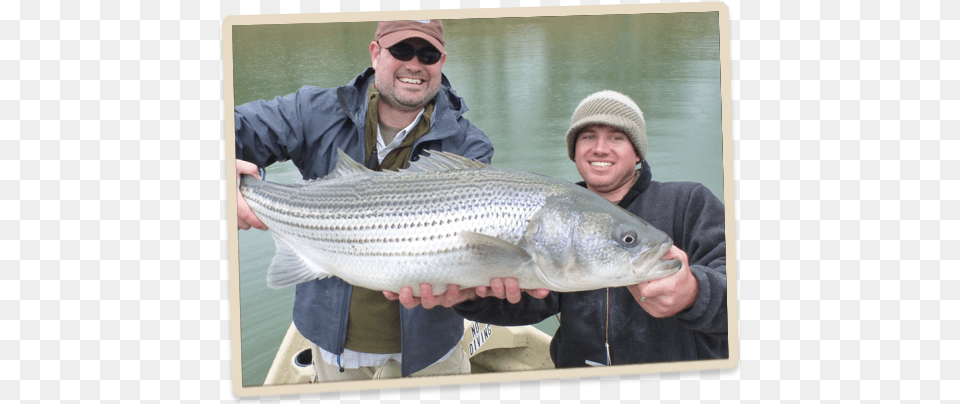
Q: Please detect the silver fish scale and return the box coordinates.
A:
[241,167,567,292]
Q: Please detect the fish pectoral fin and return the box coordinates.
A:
[460,231,533,270]
[265,233,332,289]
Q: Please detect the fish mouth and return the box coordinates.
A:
[630,241,681,280]
[637,241,671,262]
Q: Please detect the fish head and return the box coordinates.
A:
[522,191,682,292]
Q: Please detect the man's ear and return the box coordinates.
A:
[370,41,380,70]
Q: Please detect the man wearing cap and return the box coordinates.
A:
[409,90,727,367]
[233,20,492,380]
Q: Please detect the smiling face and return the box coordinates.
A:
[574,124,641,202]
[370,37,446,113]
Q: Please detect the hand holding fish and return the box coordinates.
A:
[476,278,551,303]
[384,278,551,309]
[627,246,698,318]
[384,284,473,309]
[236,159,268,231]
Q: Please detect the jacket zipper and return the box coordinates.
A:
[398,305,406,376]
[337,283,352,373]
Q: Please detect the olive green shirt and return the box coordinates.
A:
[344,84,435,354]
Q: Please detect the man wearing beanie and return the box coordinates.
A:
[233,20,492,380]
[450,90,728,367]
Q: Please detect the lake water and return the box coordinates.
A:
[231,12,723,386]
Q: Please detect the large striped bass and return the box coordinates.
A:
[239,150,681,295]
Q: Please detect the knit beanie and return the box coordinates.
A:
[565,90,647,161]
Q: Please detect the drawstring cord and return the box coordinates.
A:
[587,288,613,367]
[605,287,611,366]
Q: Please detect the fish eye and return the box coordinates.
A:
[621,231,638,245]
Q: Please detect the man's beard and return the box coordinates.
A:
[378,89,434,112]
[374,74,437,112]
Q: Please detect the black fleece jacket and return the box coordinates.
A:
[453,161,728,367]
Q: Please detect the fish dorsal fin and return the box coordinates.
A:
[403,150,490,173]
[329,149,377,179]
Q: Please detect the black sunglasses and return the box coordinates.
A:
[381,41,443,65]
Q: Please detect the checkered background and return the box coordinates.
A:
[7,0,956,401]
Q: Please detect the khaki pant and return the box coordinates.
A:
[311,344,471,382]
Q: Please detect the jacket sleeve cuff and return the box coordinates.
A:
[676,265,717,326]
[452,297,489,318]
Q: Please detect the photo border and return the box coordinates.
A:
[222,2,737,397]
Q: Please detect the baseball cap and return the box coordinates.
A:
[374,19,445,53]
